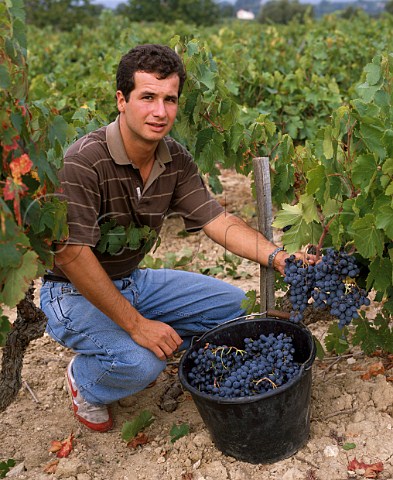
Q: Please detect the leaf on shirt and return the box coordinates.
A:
[97,219,126,254]
[97,219,159,255]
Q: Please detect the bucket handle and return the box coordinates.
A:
[191,310,292,339]
[303,339,317,371]
[216,309,290,325]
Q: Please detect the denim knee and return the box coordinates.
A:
[112,348,166,391]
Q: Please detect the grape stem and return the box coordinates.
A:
[255,377,277,388]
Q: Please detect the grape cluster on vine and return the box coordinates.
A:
[284,248,370,328]
[187,332,300,399]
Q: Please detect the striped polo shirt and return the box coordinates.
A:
[51,116,224,280]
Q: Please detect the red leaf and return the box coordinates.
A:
[3,177,28,200]
[10,154,33,178]
[56,433,75,458]
[48,433,75,458]
[43,459,59,474]
[48,440,63,453]
[2,137,20,153]
[3,177,16,201]
[364,463,384,479]
[348,457,384,478]
[126,432,149,449]
[360,362,385,381]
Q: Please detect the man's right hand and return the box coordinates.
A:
[129,315,183,361]
[55,244,182,361]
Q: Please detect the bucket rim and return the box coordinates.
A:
[178,315,316,404]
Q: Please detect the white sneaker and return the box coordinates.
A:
[66,357,113,432]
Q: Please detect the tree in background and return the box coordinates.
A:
[25,0,103,31]
[385,0,393,14]
[339,5,362,18]
[258,0,313,24]
[218,1,236,17]
[119,0,221,26]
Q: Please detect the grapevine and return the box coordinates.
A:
[187,333,301,398]
[284,249,370,328]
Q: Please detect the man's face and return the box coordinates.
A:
[116,71,180,144]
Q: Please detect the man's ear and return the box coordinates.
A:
[116,90,126,112]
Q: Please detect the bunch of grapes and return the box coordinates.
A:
[284,248,370,328]
[283,257,316,323]
[187,332,300,399]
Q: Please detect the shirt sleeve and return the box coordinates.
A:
[169,148,224,232]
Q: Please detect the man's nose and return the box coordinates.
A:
[153,100,166,117]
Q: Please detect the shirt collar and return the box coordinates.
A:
[106,115,172,167]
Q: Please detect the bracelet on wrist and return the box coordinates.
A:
[268,246,285,269]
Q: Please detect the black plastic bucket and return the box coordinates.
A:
[178,314,316,464]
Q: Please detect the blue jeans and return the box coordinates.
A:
[40,268,247,405]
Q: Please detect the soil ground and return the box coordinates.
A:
[1,170,392,480]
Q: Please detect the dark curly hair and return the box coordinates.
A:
[116,44,186,102]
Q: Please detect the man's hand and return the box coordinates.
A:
[129,315,183,361]
[273,250,317,276]
[55,244,182,361]
[203,213,318,277]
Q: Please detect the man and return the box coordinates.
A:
[40,44,308,433]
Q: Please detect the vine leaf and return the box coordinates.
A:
[347,457,383,477]
[0,459,16,478]
[367,256,391,293]
[352,316,393,355]
[170,423,190,443]
[97,220,125,255]
[375,205,393,240]
[49,433,75,458]
[1,250,38,307]
[324,323,349,354]
[350,214,385,258]
[273,203,322,253]
[126,432,149,449]
[364,62,381,86]
[351,154,377,191]
[306,164,325,196]
[121,410,155,442]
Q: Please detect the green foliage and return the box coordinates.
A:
[273,54,393,339]
[258,0,314,24]
[241,290,260,314]
[0,0,69,326]
[342,442,356,450]
[169,423,190,443]
[1,10,392,359]
[170,37,277,189]
[324,323,350,355]
[141,248,200,270]
[199,253,250,279]
[385,0,393,15]
[352,314,393,355]
[97,219,160,256]
[121,410,155,442]
[314,337,325,360]
[0,459,16,479]
[141,249,249,279]
[339,5,362,19]
[120,0,220,26]
[25,0,103,31]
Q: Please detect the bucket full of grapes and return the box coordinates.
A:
[178,314,316,464]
